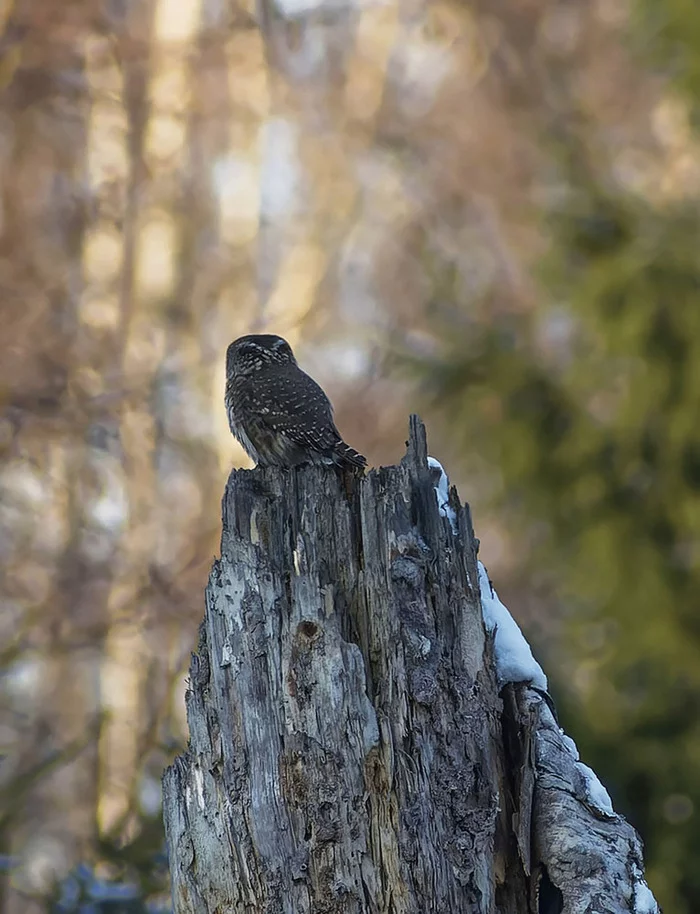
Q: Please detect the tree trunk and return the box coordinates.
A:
[163,416,658,914]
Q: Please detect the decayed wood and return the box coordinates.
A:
[502,684,656,914]
[163,416,657,914]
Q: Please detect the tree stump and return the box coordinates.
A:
[163,416,658,914]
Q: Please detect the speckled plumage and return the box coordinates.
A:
[225,334,366,470]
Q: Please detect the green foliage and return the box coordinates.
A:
[633,0,700,121]
[422,13,700,914]
[421,173,700,913]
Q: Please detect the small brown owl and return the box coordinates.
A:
[225,334,366,470]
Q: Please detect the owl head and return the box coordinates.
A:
[226,334,297,377]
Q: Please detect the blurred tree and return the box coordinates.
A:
[634,0,700,120]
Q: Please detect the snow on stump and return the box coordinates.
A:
[162,415,659,914]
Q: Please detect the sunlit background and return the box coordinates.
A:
[2,0,699,911]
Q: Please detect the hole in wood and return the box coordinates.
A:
[297,620,319,640]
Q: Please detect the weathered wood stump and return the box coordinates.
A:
[163,416,658,914]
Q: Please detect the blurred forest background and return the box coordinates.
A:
[1,0,699,911]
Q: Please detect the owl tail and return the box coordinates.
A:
[333,440,367,470]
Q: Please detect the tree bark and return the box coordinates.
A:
[163,416,658,914]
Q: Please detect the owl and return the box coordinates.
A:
[225,334,366,470]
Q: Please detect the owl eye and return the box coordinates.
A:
[238,341,264,355]
[270,338,294,360]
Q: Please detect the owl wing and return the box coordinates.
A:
[245,367,343,457]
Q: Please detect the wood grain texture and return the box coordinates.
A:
[163,416,656,914]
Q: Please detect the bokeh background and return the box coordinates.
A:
[1,0,699,911]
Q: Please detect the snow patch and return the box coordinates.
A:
[576,762,614,815]
[560,731,579,759]
[632,864,660,914]
[561,728,615,815]
[427,457,457,533]
[478,562,547,691]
